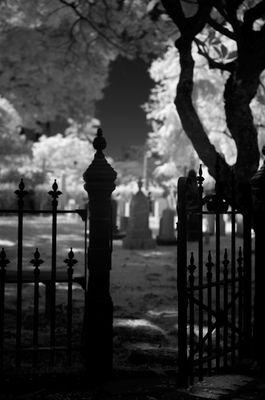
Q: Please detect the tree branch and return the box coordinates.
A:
[195,38,235,72]
[58,0,130,54]
[207,16,236,40]
[175,39,231,180]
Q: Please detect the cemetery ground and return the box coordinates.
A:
[0,214,254,399]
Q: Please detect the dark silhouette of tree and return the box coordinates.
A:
[160,0,265,201]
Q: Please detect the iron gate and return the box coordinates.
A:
[177,166,253,386]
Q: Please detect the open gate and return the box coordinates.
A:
[177,166,253,386]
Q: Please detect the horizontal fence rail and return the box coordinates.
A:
[0,179,88,374]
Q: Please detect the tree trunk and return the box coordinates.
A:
[224,71,260,183]
[175,40,231,182]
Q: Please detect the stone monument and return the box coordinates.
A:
[156,208,177,245]
[123,179,156,249]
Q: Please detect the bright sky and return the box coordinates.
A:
[96,57,154,159]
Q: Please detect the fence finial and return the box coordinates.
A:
[0,248,9,269]
[138,178,143,192]
[48,180,62,201]
[93,128,107,159]
[15,179,28,200]
[30,248,44,269]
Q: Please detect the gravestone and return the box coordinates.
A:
[236,214,244,237]
[123,179,156,249]
[112,197,126,239]
[206,214,215,235]
[156,208,177,245]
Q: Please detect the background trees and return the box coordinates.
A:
[0,0,265,203]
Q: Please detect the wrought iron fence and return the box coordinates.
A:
[0,179,88,373]
[177,166,253,386]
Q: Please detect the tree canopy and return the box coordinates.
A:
[0,0,116,128]
[0,0,265,201]
[159,0,265,198]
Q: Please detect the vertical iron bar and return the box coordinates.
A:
[15,179,27,369]
[84,213,88,289]
[237,247,243,360]
[188,253,196,385]
[230,174,236,365]
[206,251,213,375]
[215,212,221,371]
[177,177,188,387]
[30,248,43,368]
[222,249,229,368]
[214,160,222,372]
[48,180,61,366]
[0,249,9,370]
[197,165,204,381]
[243,212,252,356]
[64,248,77,366]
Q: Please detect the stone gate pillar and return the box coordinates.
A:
[82,128,117,380]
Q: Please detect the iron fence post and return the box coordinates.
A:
[251,149,265,367]
[82,128,117,381]
[177,177,188,387]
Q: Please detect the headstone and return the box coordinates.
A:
[156,208,177,245]
[120,216,129,232]
[123,179,156,249]
[206,214,215,235]
[236,214,244,237]
[112,197,126,239]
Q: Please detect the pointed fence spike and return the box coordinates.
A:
[0,248,6,259]
[14,179,28,199]
[52,180,58,191]
[206,250,214,272]
[48,179,62,200]
[197,164,204,188]
[64,248,78,268]
[19,178,25,191]
[188,252,196,274]
[0,247,10,268]
[30,248,44,268]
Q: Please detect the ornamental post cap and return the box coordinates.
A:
[138,178,143,191]
[93,128,107,155]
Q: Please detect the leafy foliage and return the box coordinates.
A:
[31,132,95,197]
[0,0,115,128]
[144,43,238,187]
